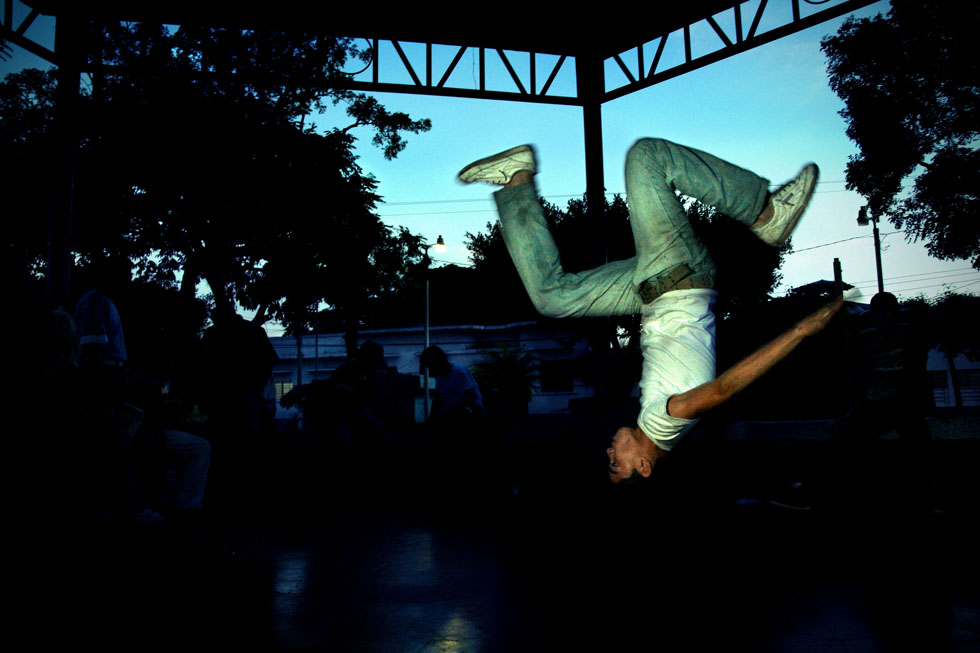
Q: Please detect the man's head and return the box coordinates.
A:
[870,291,899,317]
[420,345,450,377]
[357,341,385,372]
[606,426,665,485]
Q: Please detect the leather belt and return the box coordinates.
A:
[637,263,714,304]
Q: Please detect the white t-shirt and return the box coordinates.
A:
[74,289,128,362]
[637,289,717,450]
[435,362,484,412]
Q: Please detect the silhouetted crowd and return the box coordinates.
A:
[41,263,280,523]
[35,261,497,524]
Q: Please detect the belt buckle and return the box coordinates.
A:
[640,264,693,304]
[639,277,665,304]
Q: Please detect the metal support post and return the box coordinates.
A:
[47,11,82,309]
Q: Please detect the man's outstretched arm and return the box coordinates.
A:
[667,296,844,420]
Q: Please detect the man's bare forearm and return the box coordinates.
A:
[667,296,843,420]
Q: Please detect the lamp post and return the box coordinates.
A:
[857,205,884,294]
[423,235,447,420]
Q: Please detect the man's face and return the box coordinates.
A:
[423,359,450,377]
[607,427,642,484]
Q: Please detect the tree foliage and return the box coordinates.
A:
[686,199,787,316]
[0,68,57,279]
[464,191,787,327]
[923,291,980,411]
[925,291,980,362]
[821,0,980,268]
[2,22,431,342]
[472,347,540,422]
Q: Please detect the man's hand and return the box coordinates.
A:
[794,295,844,338]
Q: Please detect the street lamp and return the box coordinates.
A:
[432,234,447,255]
[857,206,884,294]
[423,235,447,420]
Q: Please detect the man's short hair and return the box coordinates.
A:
[870,292,899,315]
[357,341,385,371]
[420,345,449,373]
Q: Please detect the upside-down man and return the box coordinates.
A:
[458,138,843,484]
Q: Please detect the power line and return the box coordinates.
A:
[377,195,934,264]
[848,267,977,285]
[790,231,904,253]
[850,271,980,290]
[810,278,979,299]
[382,208,501,218]
[853,269,980,284]
[379,210,905,263]
[890,278,980,295]
[383,197,498,206]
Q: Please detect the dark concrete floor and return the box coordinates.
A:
[30,418,980,652]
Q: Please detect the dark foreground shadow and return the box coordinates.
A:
[25,417,980,652]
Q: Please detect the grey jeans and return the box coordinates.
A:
[493,138,770,318]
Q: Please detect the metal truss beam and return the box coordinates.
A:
[603,0,879,103]
[3,0,882,109]
[325,40,579,106]
[1,0,55,62]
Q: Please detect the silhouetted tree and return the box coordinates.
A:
[3,22,431,346]
[473,347,539,423]
[464,192,786,330]
[822,0,980,268]
[0,68,57,278]
[92,24,428,326]
[686,199,787,317]
[924,292,980,411]
[295,223,428,355]
[465,220,538,323]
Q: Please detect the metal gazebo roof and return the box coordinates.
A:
[10,1,879,105]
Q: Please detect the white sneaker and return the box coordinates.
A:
[752,163,819,246]
[458,144,537,185]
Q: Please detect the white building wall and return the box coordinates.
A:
[269,322,594,420]
[927,349,980,408]
[270,315,980,422]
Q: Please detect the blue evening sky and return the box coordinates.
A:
[330,0,979,305]
[4,0,978,334]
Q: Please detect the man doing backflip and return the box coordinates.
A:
[458,138,843,484]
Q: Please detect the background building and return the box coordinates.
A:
[269,321,594,423]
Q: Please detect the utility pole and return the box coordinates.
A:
[834,257,853,416]
[857,206,884,294]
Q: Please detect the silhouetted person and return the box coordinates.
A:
[342,341,391,450]
[43,298,82,510]
[420,346,484,448]
[198,307,278,494]
[75,281,127,411]
[843,292,932,511]
[45,300,80,400]
[361,343,419,431]
[74,259,164,522]
[458,140,842,486]
[126,372,211,514]
[282,341,395,450]
[280,378,333,439]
